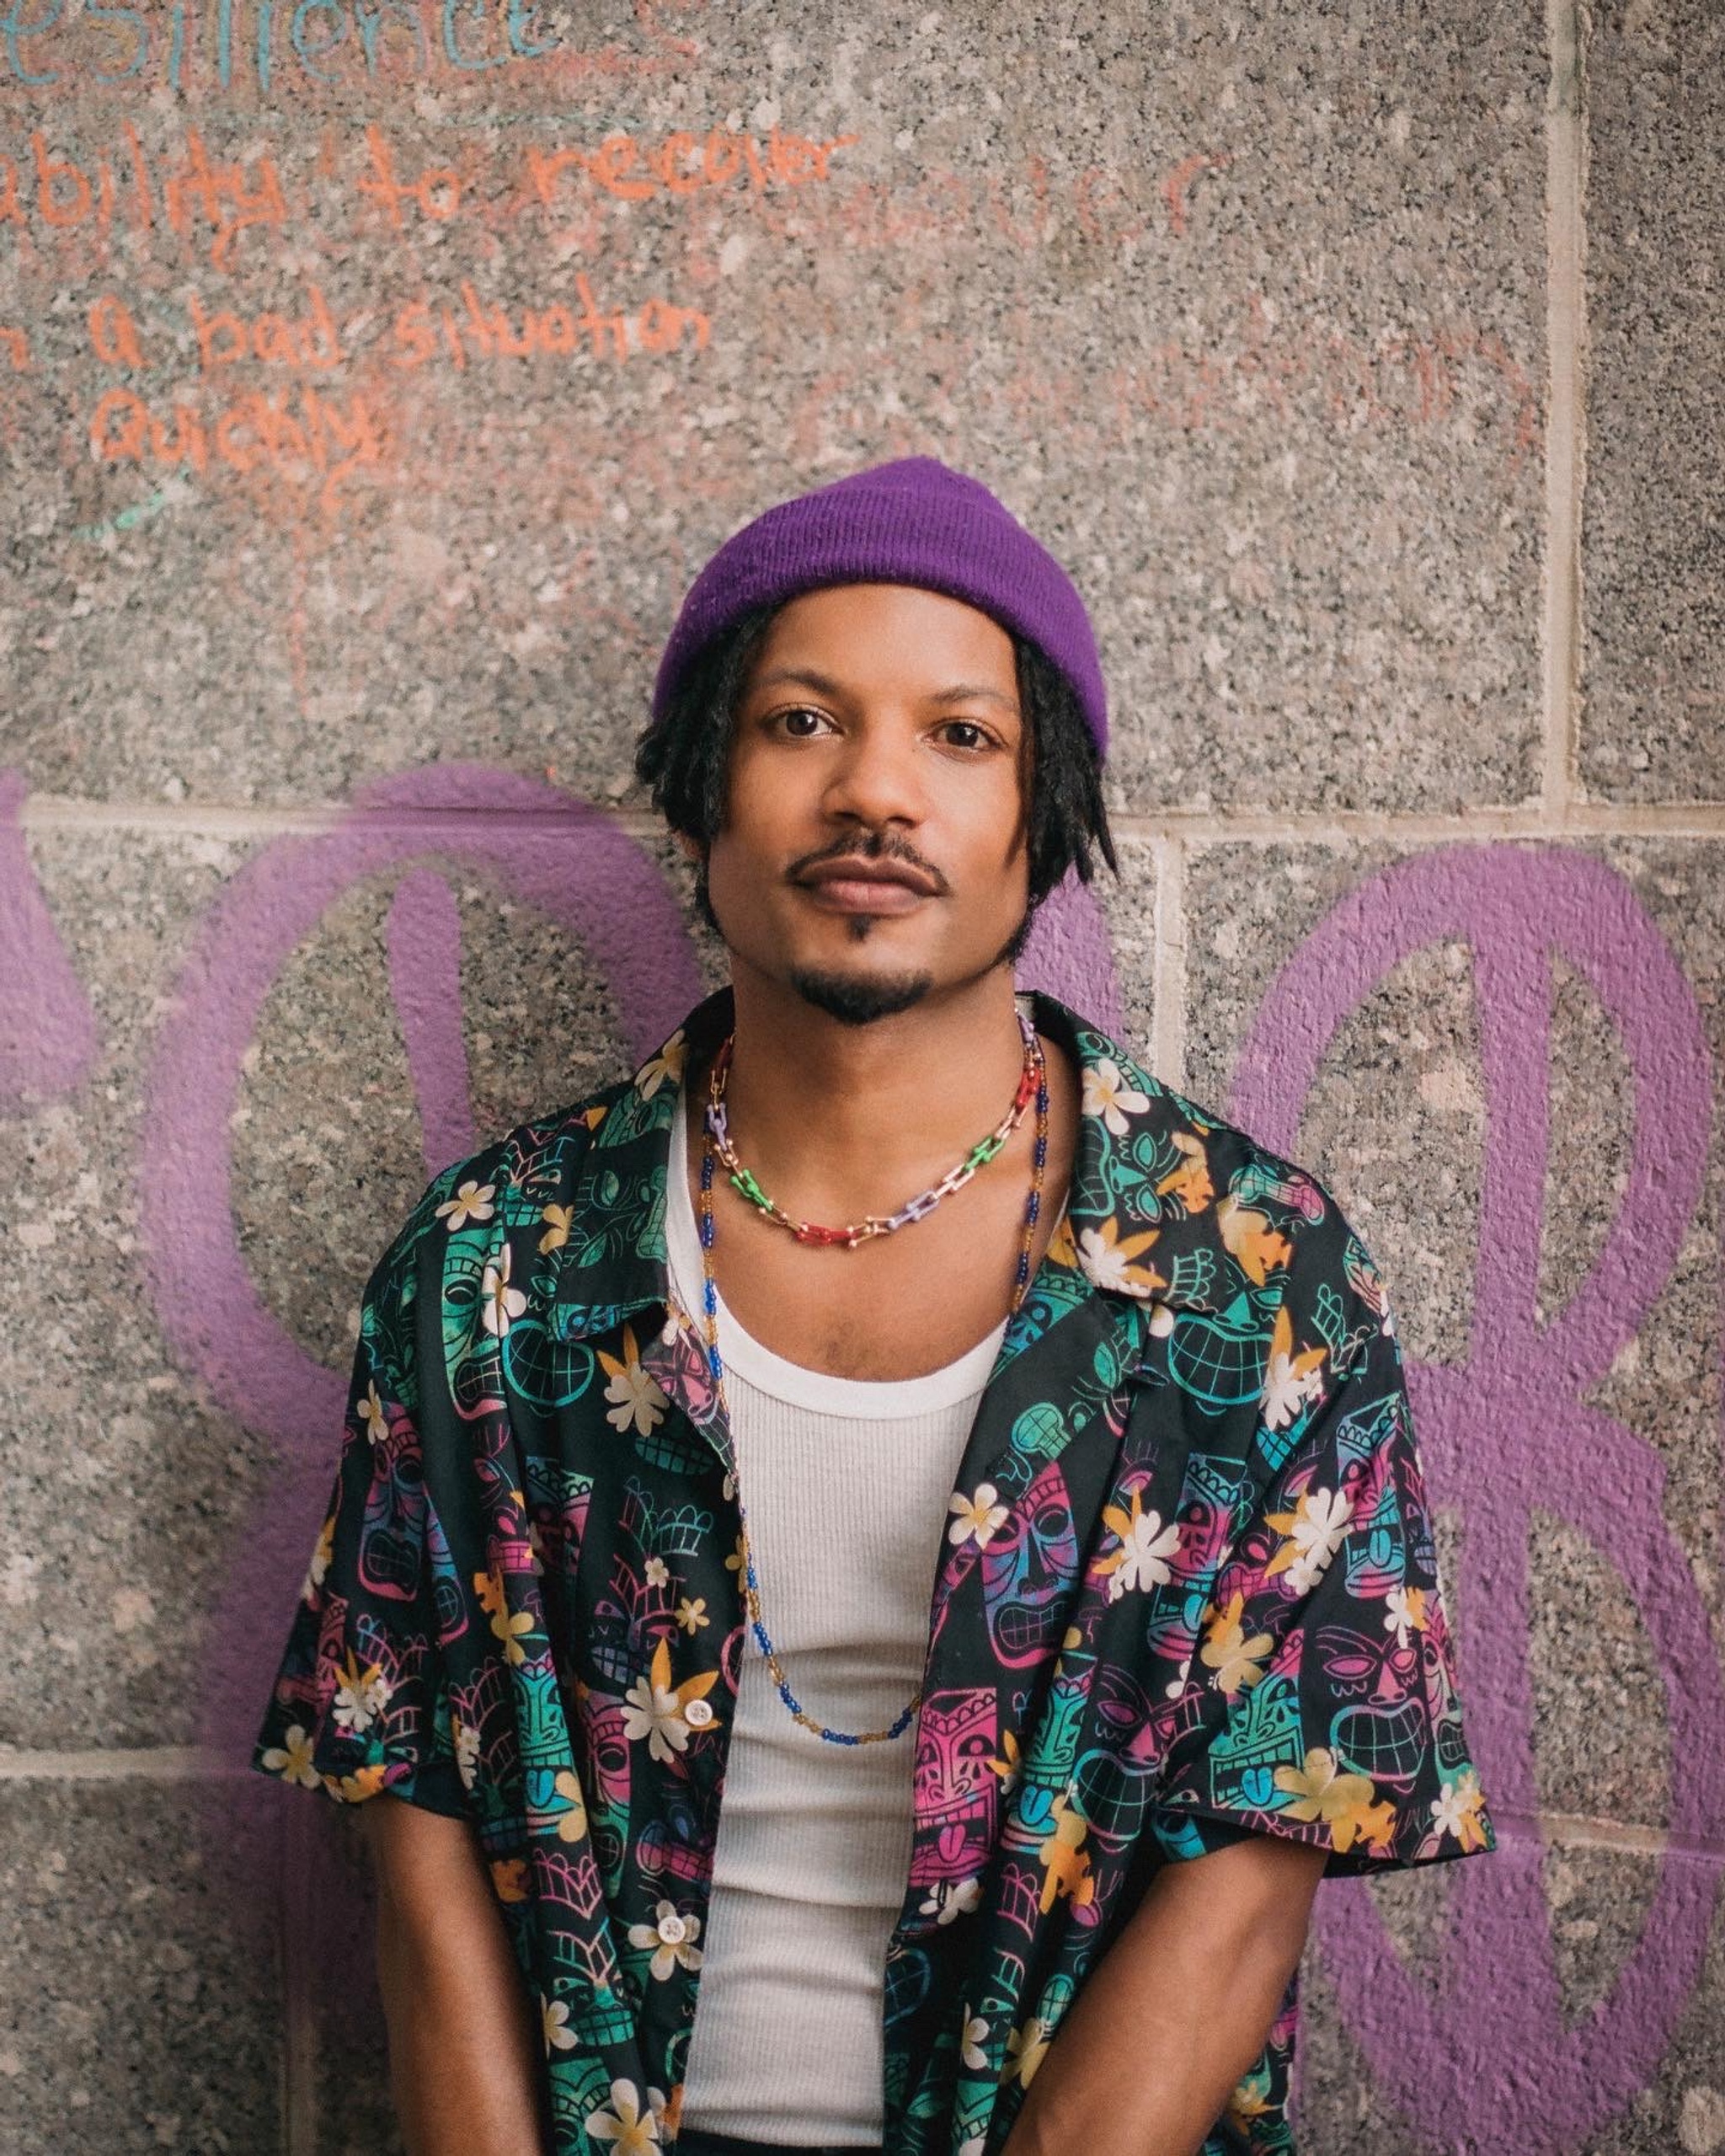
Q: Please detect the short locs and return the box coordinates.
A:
[633,599,1119,934]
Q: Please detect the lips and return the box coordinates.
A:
[796,858,940,897]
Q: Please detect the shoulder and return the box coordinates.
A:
[362,1073,639,1313]
[1070,1012,1385,1342]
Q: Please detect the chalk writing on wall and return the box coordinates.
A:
[0,0,704,97]
[0,106,884,517]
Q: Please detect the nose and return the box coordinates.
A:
[819,718,927,832]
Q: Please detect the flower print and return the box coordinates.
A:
[1384,1583,1429,1649]
[585,2076,662,2151]
[1216,1194,1294,1285]
[599,1324,670,1437]
[644,1555,670,1590]
[1001,2014,1051,2088]
[985,1728,1022,1798]
[301,1513,334,1603]
[1044,1208,1081,1270]
[1260,1302,1327,1432]
[358,1379,389,1447]
[621,1637,720,1766]
[260,1722,320,1790]
[1074,1213,1167,1297]
[959,2008,990,2072]
[330,1650,392,1735]
[675,1597,708,1634]
[634,1030,686,1102]
[542,1993,578,2055]
[918,1875,983,1926]
[1266,1485,1354,1597]
[474,1566,537,1666]
[1431,1768,1490,1852]
[948,1482,1009,1549]
[491,1857,530,1902]
[537,1202,573,1255]
[1036,1791,1095,1913]
[626,1897,705,1981]
[1081,1055,1150,1137]
[453,1716,481,1792]
[1199,1591,1275,1695]
[1274,1747,1396,1854]
[552,1767,589,1841]
[330,1763,387,1803]
[724,1531,746,1575]
[480,1244,527,1338]
[1094,1489,1183,1602]
[1227,2059,1277,2125]
[1155,1130,1214,1214]
[436,1178,496,1231]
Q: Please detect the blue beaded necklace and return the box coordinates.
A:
[696,1008,1050,1746]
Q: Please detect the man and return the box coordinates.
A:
[254,457,1496,2156]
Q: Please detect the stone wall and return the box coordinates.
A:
[1,3,1721,2149]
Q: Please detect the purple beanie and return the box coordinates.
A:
[650,457,1108,758]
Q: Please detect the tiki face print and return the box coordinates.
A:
[980,1460,1081,1667]
[360,1430,426,1603]
[910,1687,1000,1886]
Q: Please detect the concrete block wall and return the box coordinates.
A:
[1,3,1720,2148]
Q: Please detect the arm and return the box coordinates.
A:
[364,1794,548,2156]
[1001,1832,1328,2156]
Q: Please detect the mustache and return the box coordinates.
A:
[787,830,951,895]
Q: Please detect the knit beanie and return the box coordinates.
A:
[650,457,1108,759]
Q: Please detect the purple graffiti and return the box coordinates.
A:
[140,764,703,1467]
[1228,843,1725,2150]
[136,766,704,1771]
[0,769,100,1110]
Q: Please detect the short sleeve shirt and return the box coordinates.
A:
[252,985,1496,2156]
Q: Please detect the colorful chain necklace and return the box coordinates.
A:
[705,1006,1043,1248]
[696,1009,1050,1746]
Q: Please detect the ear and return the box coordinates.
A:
[672,829,706,864]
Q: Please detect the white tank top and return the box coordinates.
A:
[663,1077,1007,2145]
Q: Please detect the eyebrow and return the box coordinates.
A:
[748,666,1021,714]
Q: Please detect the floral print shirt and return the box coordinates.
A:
[252,985,1495,2155]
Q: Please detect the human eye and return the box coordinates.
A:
[934,718,999,752]
[766,704,835,739]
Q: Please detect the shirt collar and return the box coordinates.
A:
[550,982,1235,1345]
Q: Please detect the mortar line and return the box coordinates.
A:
[1494,1808,1722,1864]
[1541,0,1589,811]
[0,1744,249,1779]
[282,1803,320,2156]
[18,798,1725,844]
[1149,834,1188,1090]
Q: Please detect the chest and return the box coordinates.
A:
[708,1202,1049,1378]
[681,1089,1077,1384]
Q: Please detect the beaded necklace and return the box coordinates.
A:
[695,1012,1050,1746]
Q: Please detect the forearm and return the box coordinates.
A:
[366,1801,548,2156]
[1001,1843,1318,2156]
[376,1888,547,2155]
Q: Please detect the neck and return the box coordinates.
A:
[709,960,1032,1217]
